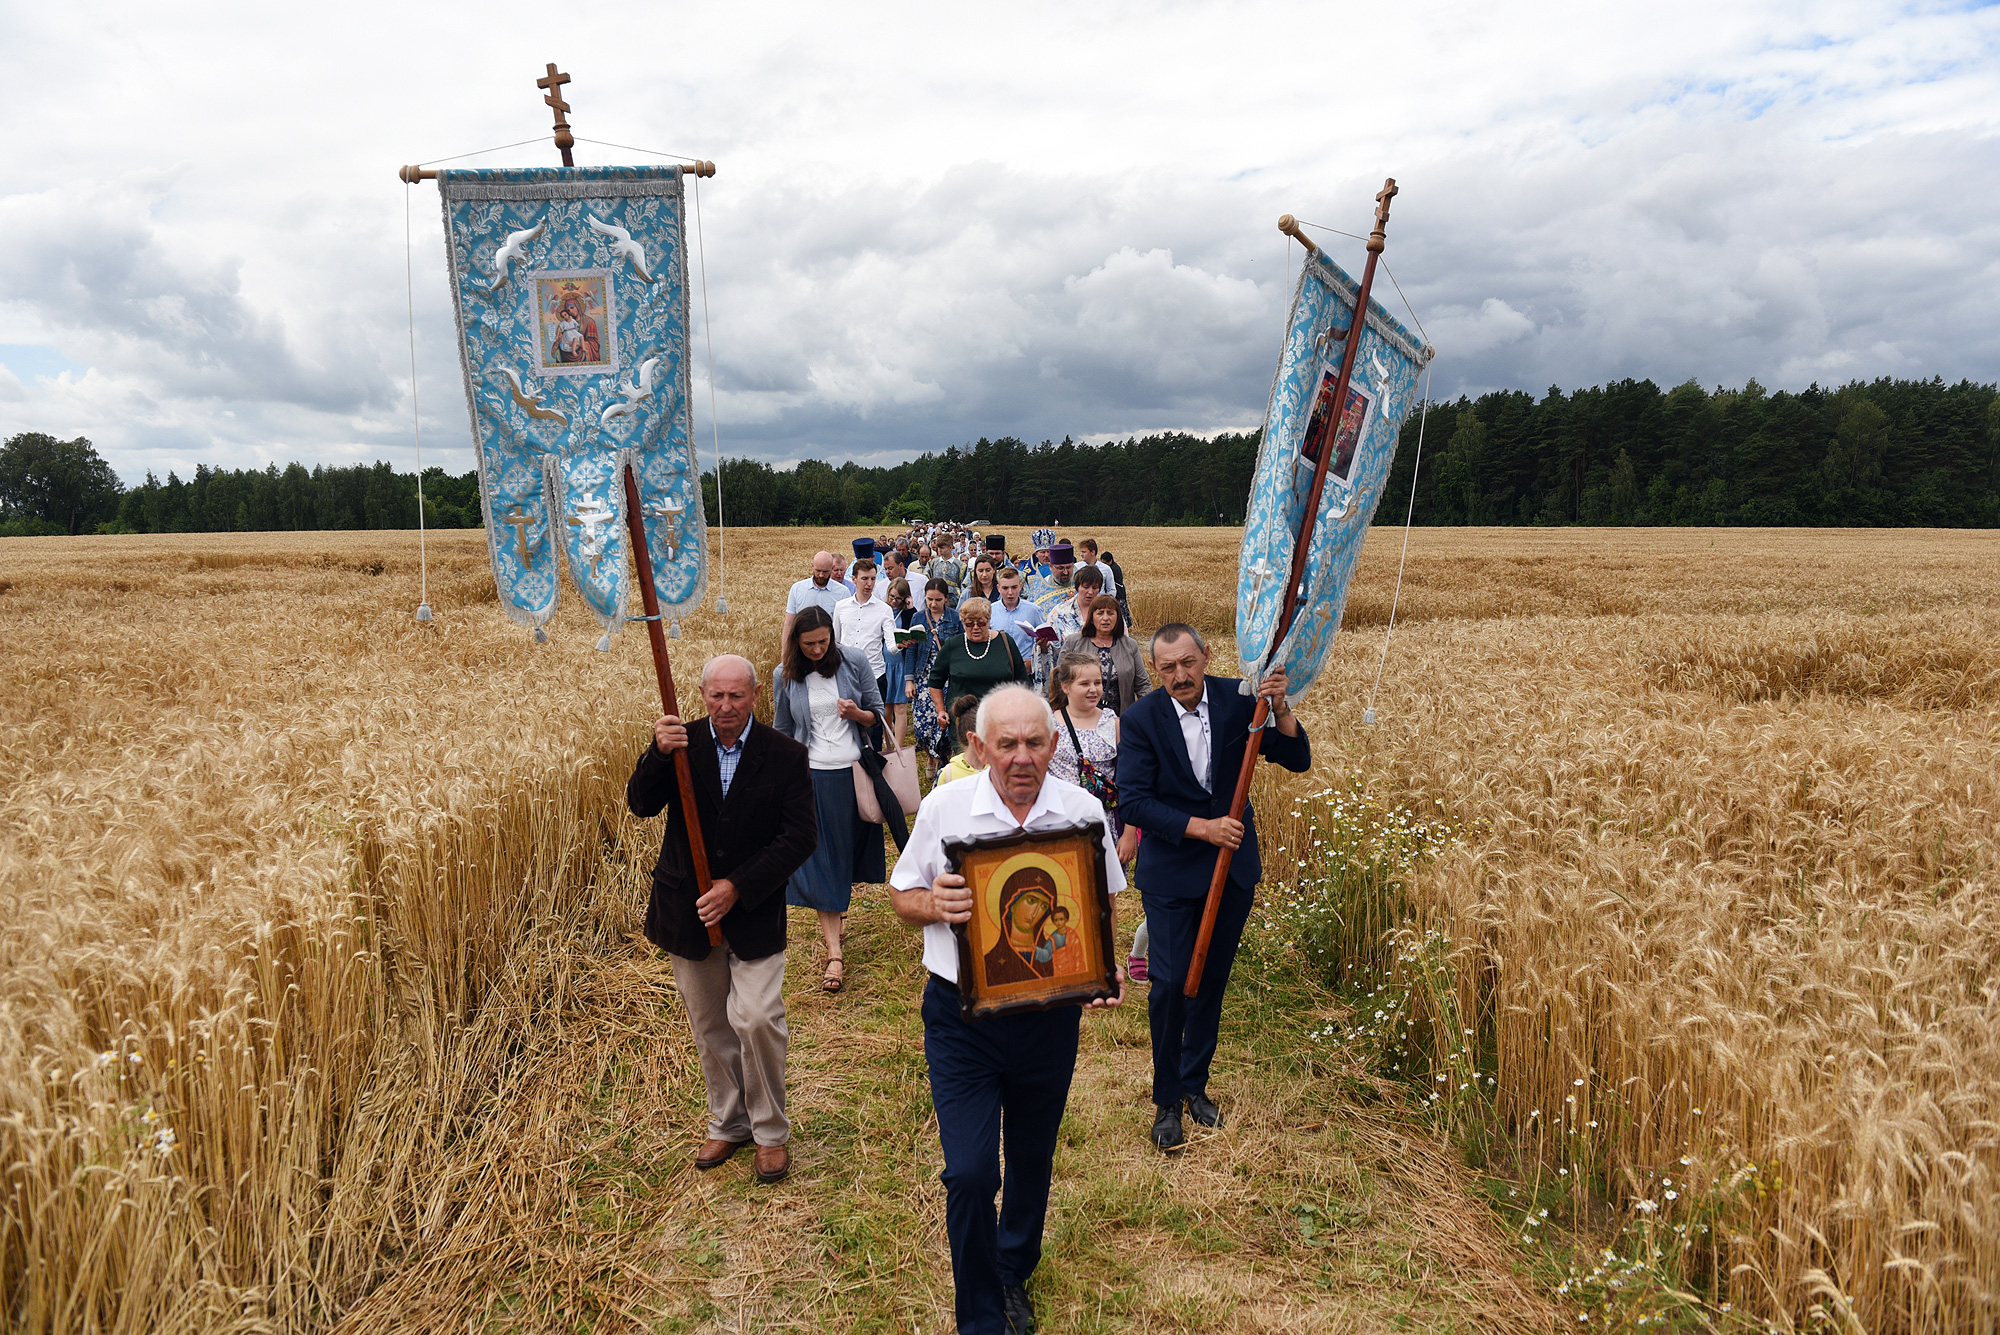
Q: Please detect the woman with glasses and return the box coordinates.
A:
[924,596,1031,758]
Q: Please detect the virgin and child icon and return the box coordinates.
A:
[531,271,617,376]
[981,865,1087,986]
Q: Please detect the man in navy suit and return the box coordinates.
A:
[1118,624,1310,1151]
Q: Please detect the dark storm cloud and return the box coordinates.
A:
[0,1,1994,480]
[0,180,390,417]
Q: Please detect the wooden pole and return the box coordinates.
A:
[624,464,724,948]
[1182,181,1398,1000]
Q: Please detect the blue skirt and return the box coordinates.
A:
[885,647,913,704]
[786,766,887,913]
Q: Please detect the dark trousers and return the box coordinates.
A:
[1141,881,1253,1107]
[922,977,1081,1335]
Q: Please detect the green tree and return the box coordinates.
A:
[0,433,124,535]
[1429,411,1489,524]
[1817,394,1890,524]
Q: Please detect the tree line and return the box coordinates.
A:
[1378,376,1999,528]
[0,441,484,536]
[4,376,1994,537]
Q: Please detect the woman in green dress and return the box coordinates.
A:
[925,596,1030,757]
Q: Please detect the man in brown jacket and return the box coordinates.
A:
[628,654,818,1182]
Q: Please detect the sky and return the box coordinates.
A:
[0,0,1995,483]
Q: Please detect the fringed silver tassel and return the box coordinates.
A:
[534,627,548,644]
[415,603,433,623]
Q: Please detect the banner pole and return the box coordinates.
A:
[624,463,724,948]
[1182,180,1398,1000]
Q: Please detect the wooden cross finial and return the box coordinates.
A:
[1368,178,1397,253]
[538,63,576,166]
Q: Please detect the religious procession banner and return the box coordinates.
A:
[1236,249,1434,697]
[438,165,706,637]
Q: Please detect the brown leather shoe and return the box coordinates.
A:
[695,1138,750,1171]
[754,1143,790,1183]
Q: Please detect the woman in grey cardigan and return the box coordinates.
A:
[1059,593,1152,716]
[771,606,885,993]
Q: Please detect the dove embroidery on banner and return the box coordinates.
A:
[488,219,546,288]
[599,357,661,427]
[586,215,654,283]
[497,367,570,428]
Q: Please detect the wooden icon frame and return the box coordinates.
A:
[945,820,1118,1021]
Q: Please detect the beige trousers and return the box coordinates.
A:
[671,946,790,1146]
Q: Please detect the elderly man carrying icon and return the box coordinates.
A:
[889,685,1125,1335]
[627,654,819,1183]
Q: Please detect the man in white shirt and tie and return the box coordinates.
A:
[1115,624,1310,1153]
[889,686,1125,1335]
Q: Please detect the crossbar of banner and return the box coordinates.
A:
[1182,180,1399,1000]
[399,161,716,182]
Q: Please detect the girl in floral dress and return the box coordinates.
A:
[1046,651,1139,863]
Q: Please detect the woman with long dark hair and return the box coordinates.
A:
[772,606,885,994]
[965,555,1002,605]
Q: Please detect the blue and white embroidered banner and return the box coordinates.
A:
[1236,249,1433,697]
[438,165,705,637]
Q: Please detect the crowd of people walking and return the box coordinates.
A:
[628,519,1310,1335]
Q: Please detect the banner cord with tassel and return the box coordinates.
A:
[1296,219,1433,724]
[403,186,430,622]
[576,135,729,617]
[399,134,561,624]
[691,171,727,614]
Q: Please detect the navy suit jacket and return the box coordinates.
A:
[1119,674,1311,899]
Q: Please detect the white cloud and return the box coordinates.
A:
[0,0,1995,479]
[1427,299,1536,357]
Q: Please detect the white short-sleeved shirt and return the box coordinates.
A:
[890,771,1125,982]
[786,576,847,619]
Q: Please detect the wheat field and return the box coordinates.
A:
[2,524,1995,1332]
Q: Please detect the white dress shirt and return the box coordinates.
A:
[890,771,1125,982]
[1175,693,1212,792]
[834,591,896,679]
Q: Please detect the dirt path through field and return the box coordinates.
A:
[334,890,1558,1334]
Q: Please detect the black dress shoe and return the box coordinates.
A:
[1186,1093,1223,1128]
[1002,1281,1036,1334]
[1150,1102,1186,1152]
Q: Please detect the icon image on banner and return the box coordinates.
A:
[531,269,620,378]
[1297,344,1374,493]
